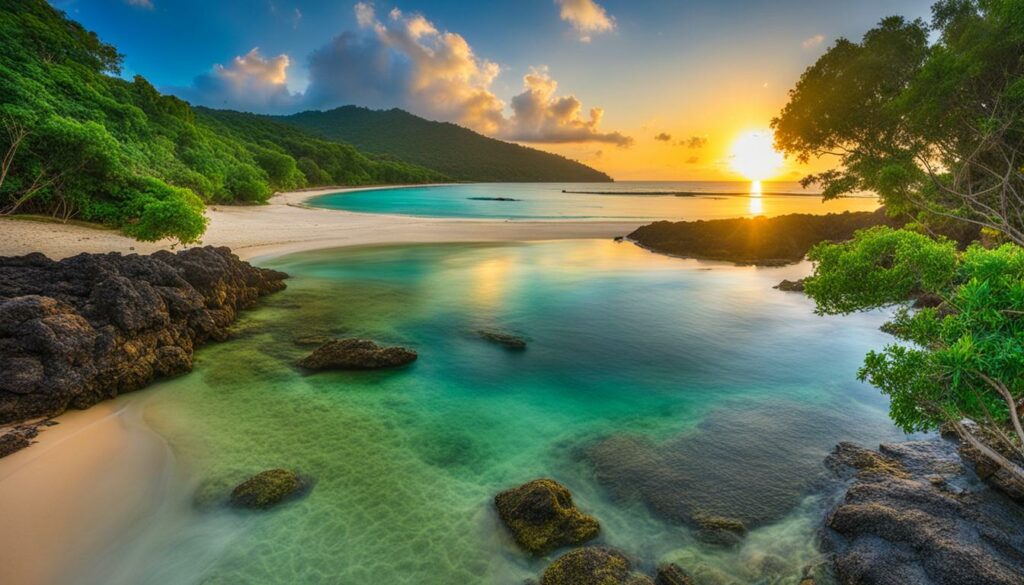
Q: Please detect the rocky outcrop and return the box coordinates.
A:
[774,278,805,292]
[823,439,1024,585]
[229,469,308,510]
[0,247,287,427]
[693,513,747,546]
[494,478,600,555]
[297,338,417,370]
[540,547,652,585]
[476,329,527,350]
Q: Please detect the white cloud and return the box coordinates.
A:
[125,0,154,9]
[173,48,297,113]
[802,34,825,49]
[173,3,630,145]
[504,68,632,145]
[292,8,303,29]
[555,0,615,43]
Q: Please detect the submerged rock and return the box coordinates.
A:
[823,438,1024,584]
[693,513,747,546]
[540,547,652,585]
[0,247,287,428]
[494,478,600,555]
[297,338,417,370]
[654,563,693,585]
[477,329,527,350]
[229,469,307,510]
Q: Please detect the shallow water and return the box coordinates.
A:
[70,240,906,585]
[309,182,881,220]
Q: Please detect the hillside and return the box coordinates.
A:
[0,0,443,244]
[274,107,613,183]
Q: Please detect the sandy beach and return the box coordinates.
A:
[0,185,644,585]
[0,186,644,262]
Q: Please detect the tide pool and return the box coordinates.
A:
[69,240,906,585]
[309,182,881,220]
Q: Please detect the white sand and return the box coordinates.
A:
[0,185,644,585]
[0,186,643,262]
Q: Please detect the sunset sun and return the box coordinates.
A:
[730,130,785,181]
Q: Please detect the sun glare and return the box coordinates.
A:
[730,130,784,181]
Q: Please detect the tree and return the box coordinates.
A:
[772,0,1024,245]
[777,0,1024,486]
[805,228,1024,483]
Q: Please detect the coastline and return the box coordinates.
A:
[0,184,645,585]
[0,185,645,262]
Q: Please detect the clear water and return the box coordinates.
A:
[72,240,906,585]
[308,182,881,220]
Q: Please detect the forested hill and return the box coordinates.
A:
[0,0,444,244]
[274,107,613,183]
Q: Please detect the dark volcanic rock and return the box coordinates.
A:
[477,329,527,350]
[0,247,287,427]
[0,423,40,457]
[823,438,1024,585]
[297,338,417,370]
[494,478,600,555]
[229,469,307,509]
[541,547,652,585]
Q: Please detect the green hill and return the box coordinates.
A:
[275,107,613,183]
[0,0,444,244]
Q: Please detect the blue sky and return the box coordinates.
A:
[53,0,936,179]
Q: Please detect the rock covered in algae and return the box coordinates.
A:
[654,563,694,585]
[693,513,747,546]
[229,469,307,510]
[297,338,417,370]
[540,547,652,585]
[494,478,600,555]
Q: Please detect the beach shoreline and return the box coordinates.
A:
[0,185,645,263]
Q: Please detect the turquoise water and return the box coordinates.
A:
[309,182,881,220]
[73,240,905,585]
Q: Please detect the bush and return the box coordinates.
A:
[120,177,207,244]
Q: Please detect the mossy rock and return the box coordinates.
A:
[693,513,747,546]
[495,478,600,555]
[655,563,694,585]
[229,469,307,510]
[541,547,650,585]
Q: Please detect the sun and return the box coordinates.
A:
[729,130,784,181]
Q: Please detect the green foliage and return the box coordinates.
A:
[805,227,1024,443]
[772,0,1024,244]
[0,0,446,244]
[275,106,613,183]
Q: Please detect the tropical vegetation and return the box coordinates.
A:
[775,0,1024,485]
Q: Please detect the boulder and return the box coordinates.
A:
[229,469,307,510]
[477,329,527,350]
[494,478,600,555]
[654,563,693,585]
[541,547,651,585]
[823,439,1024,584]
[297,338,417,370]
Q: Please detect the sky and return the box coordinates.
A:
[52,0,936,181]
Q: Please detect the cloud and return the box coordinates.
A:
[654,132,672,142]
[172,3,629,145]
[555,0,615,43]
[125,0,154,9]
[685,155,699,164]
[292,8,303,28]
[172,48,297,113]
[680,136,707,149]
[306,4,629,144]
[802,34,825,49]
